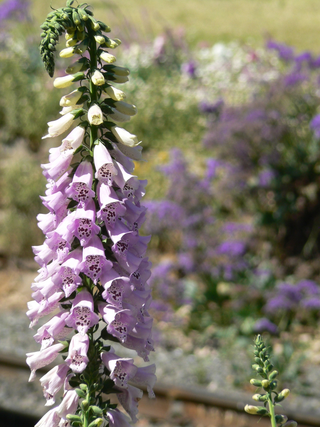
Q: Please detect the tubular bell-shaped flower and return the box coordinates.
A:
[28,3,156,426]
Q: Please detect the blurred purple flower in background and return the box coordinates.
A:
[310,114,320,138]
[266,39,295,62]
[181,60,197,78]
[0,0,30,24]
[254,318,278,335]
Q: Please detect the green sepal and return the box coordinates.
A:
[66,414,82,422]
[80,383,88,391]
[78,8,89,21]
[97,21,111,32]
[269,370,279,380]
[75,388,86,398]
[66,0,75,7]
[72,10,81,26]
[90,406,103,416]
[88,419,103,427]
[250,379,262,387]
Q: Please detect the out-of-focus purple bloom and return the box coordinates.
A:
[199,99,224,115]
[266,40,295,62]
[310,55,320,68]
[297,279,319,295]
[284,72,307,86]
[310,114,320,138]
[295,51,312,64]
[205,158,222,180]
[302,298,320,310]
[265,295,295,313]
[258,169,275,187]
[254,318,278,335]
[0,0,29,23]
[181,60,197,78]
[216,240,246,257]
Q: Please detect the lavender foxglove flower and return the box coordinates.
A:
[28,3,156,426]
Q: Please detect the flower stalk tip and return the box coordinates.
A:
[245,335,297,427]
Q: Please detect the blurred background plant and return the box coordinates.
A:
[2,0,320,401]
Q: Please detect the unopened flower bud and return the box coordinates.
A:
[100,51,116,63]
[94,35,106,44]
[59,47,75,58]
[67,415,82,422]
[269,370,279,380]
[244,405,269,416]
[66,38,77,47]
[91,69,105,86]
[81,399,89,410]
[104,37,121,49]
[269,380,277,390]
[250,379,262,387]
[280,389,290,398]
[252,394,268,402]
[88,418,103,427]
[88,104,104,125]
[275,415,288,424]
[53,72,84,89]
[114,101,137,116]
[65,58,88,74]
[111,126,140,147]
[65,31,75,40]
[261,380,270,388]
[103,65,130,76]
[60,90,82,107]
[283,421,297,427]
[104,85,126,101]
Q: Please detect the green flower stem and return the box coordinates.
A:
[88,25,98,149]
[268,395,277,427]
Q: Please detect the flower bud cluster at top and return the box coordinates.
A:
[27,2,155,427]
[244,335,296,427]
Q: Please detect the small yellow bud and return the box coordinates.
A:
[280,388,290,398]
[100,51,116,63]
[59,47,75,58]
[65,31,75,41]
[66,38,77,47]
[94,35,106,45]
[244,405,259,415]
[104,85,126,101]
[91,69,105,86]
[261,380,270,388]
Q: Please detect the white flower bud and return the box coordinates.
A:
[94,35,106,45]
[60,106,74,115]
[60,90,82,107]
[104,85,126,101]
[114,101,137,116]
[111,126,140,147]
[88,104,104,125]
[59,47,75,58]
[109,109,131,123]
[91,69,105,86]
[42,113,76,139]
[66,38,77,47]
[100,51,116,63]
[54,75,75,89]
